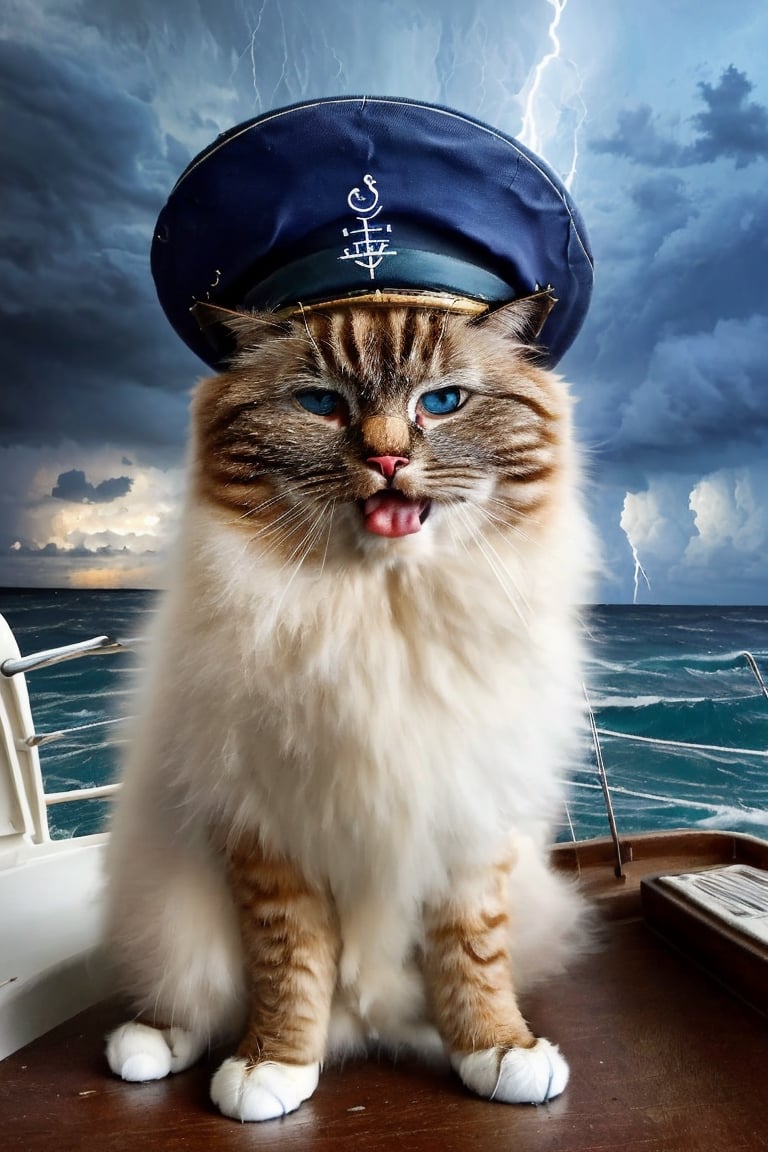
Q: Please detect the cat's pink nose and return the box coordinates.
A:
[367,455,409,480]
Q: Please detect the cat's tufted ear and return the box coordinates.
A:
[473,289,557,349]
[191,301,289,364]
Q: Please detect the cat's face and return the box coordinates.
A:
[192,301,572,567]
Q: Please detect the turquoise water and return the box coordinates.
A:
[1,590,767,842]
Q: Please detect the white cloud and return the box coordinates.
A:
[687,467,768,557]
[1,442,186,586]
[610,465,768,603]
[619,477,695,569]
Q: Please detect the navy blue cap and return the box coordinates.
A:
[151,96,593,368]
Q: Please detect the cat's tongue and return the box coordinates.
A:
[362,491,429,538]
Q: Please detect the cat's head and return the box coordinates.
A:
[190,297,577,569]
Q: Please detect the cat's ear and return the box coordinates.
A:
[191,301,288,363]
[473,289,557,347]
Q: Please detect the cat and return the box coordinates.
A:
[103,294,595,1122]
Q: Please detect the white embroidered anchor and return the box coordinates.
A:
[339,174,397,280]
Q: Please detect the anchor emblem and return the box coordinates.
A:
[339,175,397,280]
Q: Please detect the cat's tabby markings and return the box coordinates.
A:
[104,299,594,1121]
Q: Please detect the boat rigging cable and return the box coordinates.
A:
[583,684,625,879]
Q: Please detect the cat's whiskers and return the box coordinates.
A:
[293,471,351,490]
[475,503,538,549]
[224,484,315,533]
[245,500,313,540]
[487,493,544,530]
[229,488,289,523]
[430,307,451,366]
[225,470,347,520]
[443,496,471,559]
[452,502,531,628]
[319,500,336,577]
[272,501,334,615]
[228,473,351,528]
[261,506,323,559]
[297,300,324,363]
[279,500,333,573]
[239,504,319,560]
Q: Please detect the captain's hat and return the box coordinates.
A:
[151,96,593,368]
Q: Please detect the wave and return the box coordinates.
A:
[696,806,768,830]
[585,657,629,674]
[647,651,761,671]
[669,625,720,634]
[589,694,708,709]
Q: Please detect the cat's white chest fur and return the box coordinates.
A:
[169,509,584,883]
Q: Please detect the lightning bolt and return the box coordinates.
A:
[519,0,568,155]
[233,0,268,111]
[269,2,290,106]
[630,545,652,606]
[518,0,587,191]
[563,67,587,191]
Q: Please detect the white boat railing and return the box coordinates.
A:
[0,634,131,678]
[0,617,137,850]
[742,650,768,700]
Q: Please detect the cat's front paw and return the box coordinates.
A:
[210,1056,320,1122]
[106,1021,206,1082]
[452,1038,569,1104]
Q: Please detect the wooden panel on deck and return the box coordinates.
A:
[2,913,767,1152]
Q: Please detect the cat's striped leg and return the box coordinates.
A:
[424,861,568,1105]
[210,836,340,1122]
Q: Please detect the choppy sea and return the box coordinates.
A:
[2,589,767,843]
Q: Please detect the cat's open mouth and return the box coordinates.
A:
[361,491,432,538]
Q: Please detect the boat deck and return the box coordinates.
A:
[3,834,767,1152]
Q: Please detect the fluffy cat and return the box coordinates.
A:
[104,295,595,1122]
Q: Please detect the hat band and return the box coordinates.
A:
[242,248,518,313]
[273,290,490,318]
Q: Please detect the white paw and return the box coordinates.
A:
[105,1021,206,1082]
[210,1056,319,1122]
[452,1038,569,1104]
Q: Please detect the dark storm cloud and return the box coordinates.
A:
[569,63,768,478]
[591,105,682,167]
[0,35,198,451]
[51,470,133,504]
[615,315,768,455]
[629,174,692,225]
[569,178,768,464]
[690,66,768,167]
[592,66,768,169]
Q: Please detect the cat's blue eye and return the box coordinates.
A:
[420,387,463,416]
[295,389,343,417]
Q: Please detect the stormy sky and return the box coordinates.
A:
[1,0,767,602]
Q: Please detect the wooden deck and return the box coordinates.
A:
[3,833,767,1151]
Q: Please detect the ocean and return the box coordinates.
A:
[2,589,767,843]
